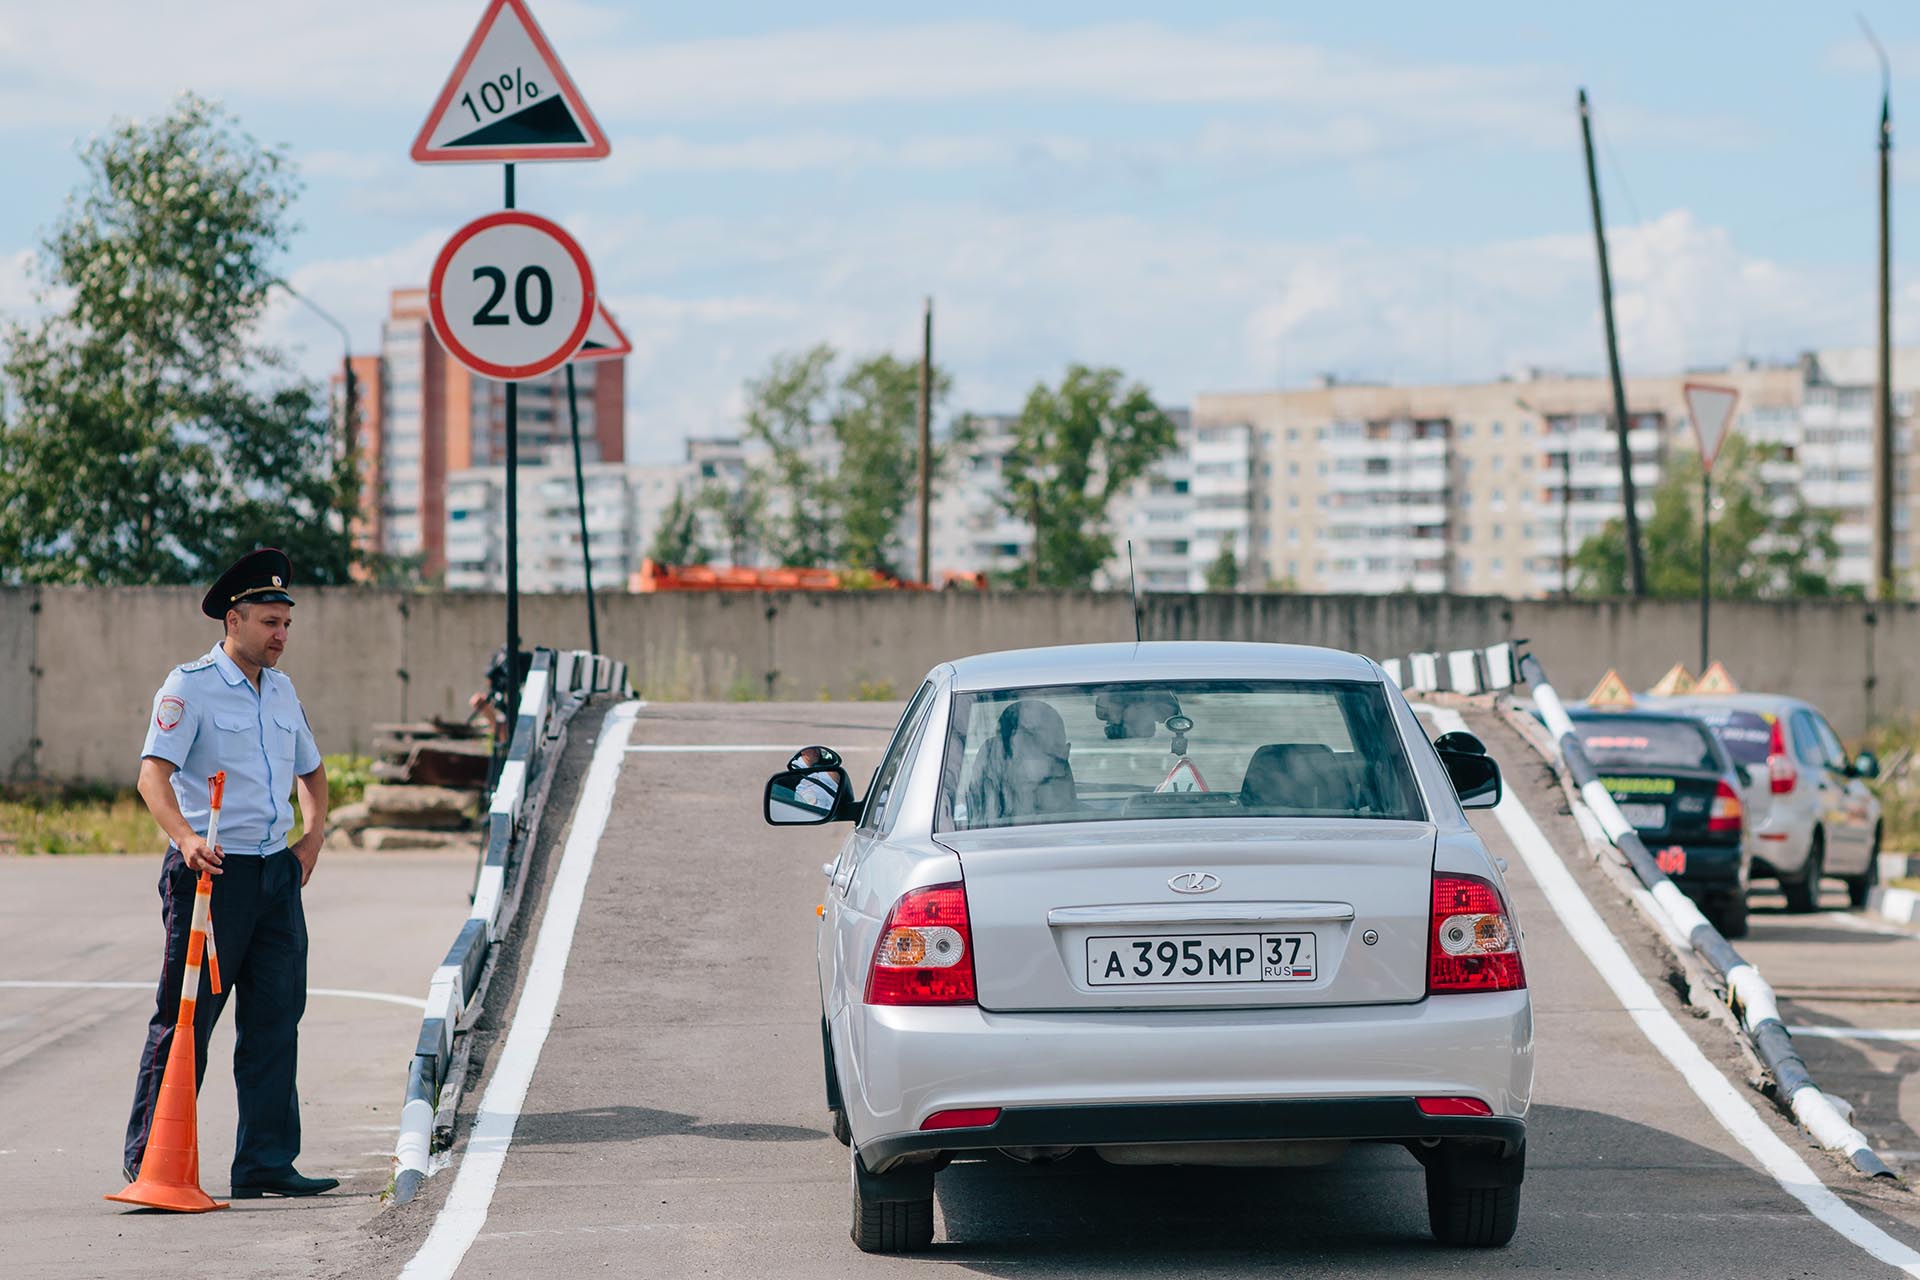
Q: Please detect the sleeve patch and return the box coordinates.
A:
[156,696,186,731]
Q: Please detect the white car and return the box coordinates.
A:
[764,642,1533,1252]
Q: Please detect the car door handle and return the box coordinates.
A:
[1048,901,1356,928]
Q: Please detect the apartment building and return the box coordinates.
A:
[1196,348,1917,596]
[354,288,626,578]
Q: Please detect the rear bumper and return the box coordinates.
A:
[1658,842,1745,892]
[859,1096,1525,1172]
[838,988,1532,1157]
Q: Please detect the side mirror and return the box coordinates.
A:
[788,745,843,773]
[764,767,853,826]
[1852,752,1880,780]
[1734,762,1753,788]
[1433,730,1487,756]
[1439,749,1502,810]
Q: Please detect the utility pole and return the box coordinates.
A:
[1864,18,1896,598]
[1561,445,1574,598]
[1579,88,1647,597]
[917,297,933,585]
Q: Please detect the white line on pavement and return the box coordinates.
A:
[1786,1026,1920,1042]
[400,700,641,1280]
[0,979,427,1010]
[625,743,883,753]
[1420,706,1920,1278]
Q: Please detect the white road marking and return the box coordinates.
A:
[0,979,426,1010]
[1822,912,1920,940]
[1421,706,1920,1277]
[1786,1026,1920,1042]
[399,700,641,1280]
[625,743,882,753]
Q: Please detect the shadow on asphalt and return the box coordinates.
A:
[513,1104,828,1145]
[910,1105,1794,1274]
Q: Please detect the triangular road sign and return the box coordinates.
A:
[1684,382,1739,474]
[1586,669,1635,709]
[1155,757,1210,794]
[1648,663,1696,696]
[412,0,610,164]
[1694,662,1740,695]
[571,301,631,362]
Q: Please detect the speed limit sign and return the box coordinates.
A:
[427,210,595,380]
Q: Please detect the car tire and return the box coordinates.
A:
[1713,892,1750,939]
[831,1107,852,1147]
[1844,827,1881,909]
[1426,1163,1521,1248]
[1782,836,1825,914]
[851,1148,934,1253]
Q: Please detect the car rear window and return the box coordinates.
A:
[1681,707,1773,766]
[935,679,1425,831]
[1573,718,1719,771]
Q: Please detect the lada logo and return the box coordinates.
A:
[1168,872,1221,894]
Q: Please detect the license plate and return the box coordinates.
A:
[1617,802,1666,830]
[1086,932,1317,985]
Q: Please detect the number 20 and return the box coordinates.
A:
[472,265,554,326]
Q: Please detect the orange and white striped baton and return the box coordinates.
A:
[198,771,224,995]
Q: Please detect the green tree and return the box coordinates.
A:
[1000,365,1179,588]
[698,481,765,565]
[742,346,837,568]
[831,354,953,575]
[646,488,707,565]
[1571,435,1849,598]
[1205,543,1240,592]
[0,94,359,585]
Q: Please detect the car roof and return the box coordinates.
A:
[945,641,1380,693]
[1567,707,1721,727]
[1639,692,1806,714]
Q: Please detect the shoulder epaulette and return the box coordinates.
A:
[175,658,217,674]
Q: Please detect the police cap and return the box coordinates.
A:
[202,547,296,620]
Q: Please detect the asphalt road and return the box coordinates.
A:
[347,699,1920,1279]
[1,848,475,1279]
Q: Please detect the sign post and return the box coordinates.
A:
[413,0,609,713]
[1683,383,1740,674]
[563,304,632,653]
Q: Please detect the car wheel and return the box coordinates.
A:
[831,1107,852,1147]
[1782,835,1825,914]
[1713,892,1750,939]
[1844,827,1881,909]
[1426,1155,1521,1248]
[851,1147,934,1253]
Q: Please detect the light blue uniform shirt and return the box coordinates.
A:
[141,643,323,855]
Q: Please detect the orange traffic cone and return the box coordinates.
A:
[107,773,228,1213]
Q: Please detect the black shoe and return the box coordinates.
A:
[231,1170,340,1198]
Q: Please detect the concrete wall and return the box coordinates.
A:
[8,586,1918,782]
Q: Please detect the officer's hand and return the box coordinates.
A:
[292,831,321,887]
[183,837,224,876]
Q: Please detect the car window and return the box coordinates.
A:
[1572,717,1719,771]
[1790,711,1826,769]
[935,679,1424,831]
[860,681,937,833]
[1813,715,1849,772]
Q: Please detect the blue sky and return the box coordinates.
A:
[3,1,1919,460]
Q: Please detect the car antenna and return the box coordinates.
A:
[1127,540,1142,643]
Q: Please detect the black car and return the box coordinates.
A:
[1567,708,1752,937]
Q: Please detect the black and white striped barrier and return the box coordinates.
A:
[392,648,630,1205]
[1519,652,1895,1181]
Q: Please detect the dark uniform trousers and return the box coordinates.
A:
[122,845,308,1184]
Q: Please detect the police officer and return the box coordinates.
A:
[121,548,338,1198]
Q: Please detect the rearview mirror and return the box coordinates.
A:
[764,767,853,826]
[1439,749,1502,810]
[1852,751,1880,780]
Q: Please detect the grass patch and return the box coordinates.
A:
[1863,715,1920,850]
[1893,877,1920,892]
[1,753,375,855]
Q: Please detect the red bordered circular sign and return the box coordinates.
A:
[427,210,596,381]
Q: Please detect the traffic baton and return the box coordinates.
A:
[105,771,231,1212]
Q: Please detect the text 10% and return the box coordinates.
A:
[461,68,539,124]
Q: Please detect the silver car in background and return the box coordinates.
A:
[764,642,1533,1253]
[1644,693,1882,911]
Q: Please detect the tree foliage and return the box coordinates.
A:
[1204,543,1240,592]
[0,94,359,585]
[1571,435,1850,599]
[1000,365,1179,588]
[645,488,707,566]
[739,345,956,575]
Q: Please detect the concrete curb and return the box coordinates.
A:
[391,648,630,1205]
[1868,884,1920,925]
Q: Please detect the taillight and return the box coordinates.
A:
[921,1108,1000,1131]
[865,882,977,1006]
[1767,718,1796,795]
[1416,1096,1493,1117]
[1708,780,1743,834]
[1428,874,1524,994]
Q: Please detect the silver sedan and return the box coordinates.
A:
[764,641,1534,1253]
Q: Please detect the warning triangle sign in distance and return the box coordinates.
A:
[412,0,610,163]
[571,301,632,362]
